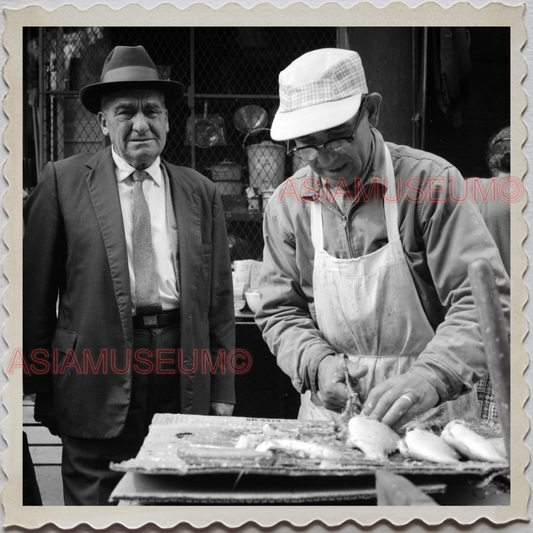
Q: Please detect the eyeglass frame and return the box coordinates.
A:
[286,95,369,161]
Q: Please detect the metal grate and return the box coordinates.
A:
[32,27,338,260]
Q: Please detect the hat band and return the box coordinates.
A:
[101,65,161,83]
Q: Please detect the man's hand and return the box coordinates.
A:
[34,391,60,436]
[209,402,234,416]
[362,373,439,430]
[317,355,368,412]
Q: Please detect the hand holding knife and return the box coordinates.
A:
[339,353,362,420]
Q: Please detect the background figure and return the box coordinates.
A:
[469,126,511,423]
[467,126,511,275]
[23,46,235,505]
[487,126,511,179]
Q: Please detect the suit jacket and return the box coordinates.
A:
[23,147,235,439]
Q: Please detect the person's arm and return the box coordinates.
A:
[256,195,362,400]
[23,162,66,395]
[363,164,510,428]
[207,188,236,414]
[23,162,66,434]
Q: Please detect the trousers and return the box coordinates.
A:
[61,323,181,505]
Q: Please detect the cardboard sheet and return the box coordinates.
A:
[111,414,509,478]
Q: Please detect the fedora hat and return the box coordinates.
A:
[80,45,184,114]
[271,48,368,141]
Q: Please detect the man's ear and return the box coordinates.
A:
[97,111,110,137]
[366,93,382,128]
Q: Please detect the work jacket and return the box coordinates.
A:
[256,130,510,403]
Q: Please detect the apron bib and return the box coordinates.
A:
[299,141,478,425]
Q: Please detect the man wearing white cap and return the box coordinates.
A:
[256,48,509,427]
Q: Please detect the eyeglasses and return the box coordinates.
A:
[286,95,368,161]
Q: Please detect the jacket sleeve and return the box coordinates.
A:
[23,163,66,394]
[255,196,336,394]
[406,164,511,402]
[207,189,236,404]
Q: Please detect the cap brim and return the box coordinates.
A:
[271,93,362,141]
[80,80,184,114]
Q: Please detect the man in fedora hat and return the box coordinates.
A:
[23,45,235,505]
[256,48,509,428]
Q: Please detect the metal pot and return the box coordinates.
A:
[233,105,268,134]
[195,119,219,147]
[185,101,227,148]
[209,160,242,182]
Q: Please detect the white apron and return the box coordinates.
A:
[299,143,478,425]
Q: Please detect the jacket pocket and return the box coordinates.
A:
[51,327,77,352]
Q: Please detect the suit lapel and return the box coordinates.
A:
[84,147,133,343]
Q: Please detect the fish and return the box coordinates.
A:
[255,439,342,460]
[441,419,507,463]
[346,415,400,461]
[399,428,461,464]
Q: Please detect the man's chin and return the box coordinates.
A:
[322,171,359,188]
[125,150,160,170]
[319,163,355,181]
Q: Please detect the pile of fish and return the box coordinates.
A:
[232,417,506,467]
[347,415,507,465]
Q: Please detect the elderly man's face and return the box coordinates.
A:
[98,89,169,170]
[298,93,381,187]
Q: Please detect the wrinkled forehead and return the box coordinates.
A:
[101,89,166,110]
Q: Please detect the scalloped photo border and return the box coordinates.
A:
[1,1,529,529]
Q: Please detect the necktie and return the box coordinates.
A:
[132,170,162,315]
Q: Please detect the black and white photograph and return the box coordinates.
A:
[1,1,529,530]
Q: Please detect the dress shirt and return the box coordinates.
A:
[112,147,179,313]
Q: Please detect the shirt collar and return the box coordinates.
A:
[111,146,162,186]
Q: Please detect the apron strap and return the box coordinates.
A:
[382,144,401,243]
[310,199,324,251]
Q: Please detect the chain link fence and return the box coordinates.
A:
[27,27,337,261]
